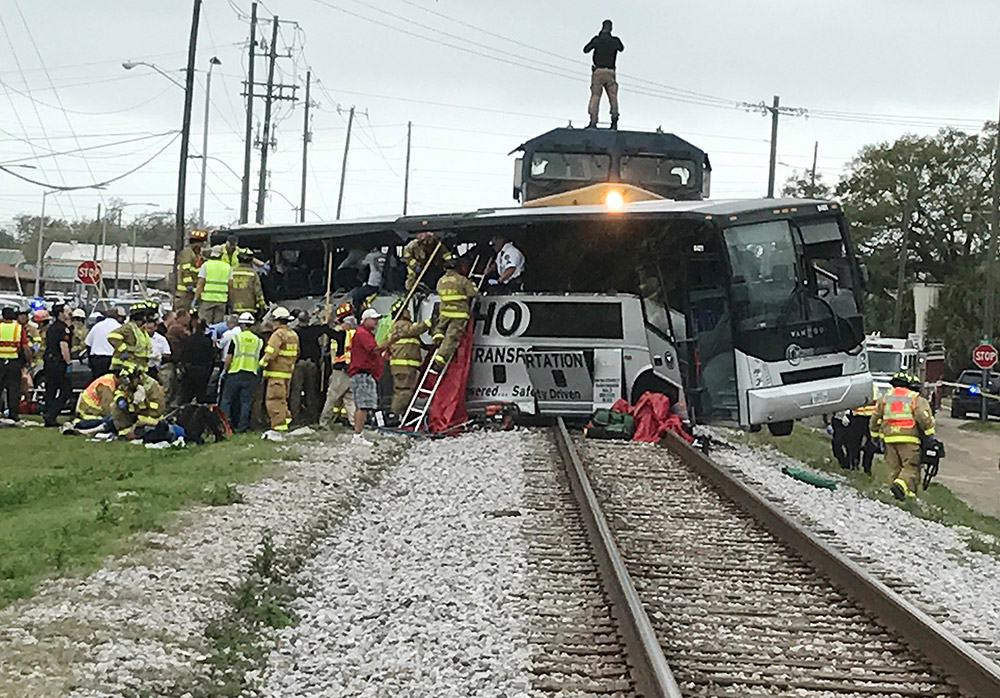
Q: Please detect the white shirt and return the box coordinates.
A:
[85,317,121,357]
[149,331,171,369]
[496,242,525,281]
[218,325,241,357]
[361,249,386,287]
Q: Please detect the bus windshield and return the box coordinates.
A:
[530,152,610,182]
[724,221,799,331]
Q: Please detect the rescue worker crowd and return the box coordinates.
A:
[826,371,943,501]
[0,228,526,443]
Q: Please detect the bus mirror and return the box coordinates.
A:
[513,157,523,201]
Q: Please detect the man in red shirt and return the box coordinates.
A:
[347,308,388,440]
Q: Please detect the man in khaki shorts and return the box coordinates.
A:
[584,19,624,129]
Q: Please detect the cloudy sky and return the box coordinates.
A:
[1,0,997,235]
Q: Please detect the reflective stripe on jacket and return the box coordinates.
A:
[332,327,354,365]
[0,321,21,360]
[200,259,230,303]
[872,386,935,444]
[108,321,151,371]
[228,328,264,374]
[436,270,477,319]
[176,246,203,292]
[76,374,117,418]
[230,265,265,312]
[261,325,299,379]
[389,317,428,368]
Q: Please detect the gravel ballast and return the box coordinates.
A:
[0,433,402,698]
[252,430,535,698]
[709,428,1000,652]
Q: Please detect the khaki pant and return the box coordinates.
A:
[432,316,467,366]
[264,377,291,430]
[885,441,920,494]
[588,68,619,124]
[320,369,355,426]
[174,291,196,314]
[289,359,320,425]
[391,366,419,414]
[198,300,227,325]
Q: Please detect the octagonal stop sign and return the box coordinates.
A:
[76,260,102,285]
[972,343,998,370]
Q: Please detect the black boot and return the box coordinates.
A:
[586,121,598,129]
[610,115,619,130]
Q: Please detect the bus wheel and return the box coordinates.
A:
[767,420,794,437]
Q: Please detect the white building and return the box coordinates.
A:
[44,242,175,293]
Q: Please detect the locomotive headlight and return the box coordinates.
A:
[604,189,625,211]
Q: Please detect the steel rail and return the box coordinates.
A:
[661,431,1000,697]
[552,418,683,698]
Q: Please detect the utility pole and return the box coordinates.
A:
[403,120,412,215]
[299,70,311,223]
[767,95,780,198]
[810,141,819,198]
[176,0,202,258]
[984,95,1000,344]
[336,106,355,220]
[239,2,257,225]
[894,200,913,337]
[740,96,807,198]
[93,203,101,261]
[198,56,221,228]
[255,16,279,224]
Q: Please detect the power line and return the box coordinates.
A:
[0,130,180,166]
[0,78,174,116]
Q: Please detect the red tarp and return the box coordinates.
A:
[427,319,474,433]
[611,392,694,443]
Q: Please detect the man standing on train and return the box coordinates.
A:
[584,19,624,130]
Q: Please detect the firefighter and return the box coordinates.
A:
[402,231,450,292]
[431,257,477,370]
[75,370,129,421]
[0,306,28,421]
[113,370,166,438]
[870,371,936,501]
[388,298,431,414]
[259,306,299,432]
[175,229,207,312]
[229,252,266,316]
[70,308,88,357]
[196,247,232,325]
[319,303,357,427]
[108,301,154,374]
[28,309,49,371]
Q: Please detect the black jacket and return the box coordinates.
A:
[584,31,624,70]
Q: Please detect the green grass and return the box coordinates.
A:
[957,419,1000,434]
[732,426,1000,540]
[0,428,283,608]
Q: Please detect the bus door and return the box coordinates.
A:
[683,236,738,423]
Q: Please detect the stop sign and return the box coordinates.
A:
[972,343,998,370]
[76,260,102,285]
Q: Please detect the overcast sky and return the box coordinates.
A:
[1,0,998,236]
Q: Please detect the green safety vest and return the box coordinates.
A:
[201,259,230,302]
[228,328,263,375]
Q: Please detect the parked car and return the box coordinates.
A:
[28,354,92,415]
[951,369,1000,419]
[0,293,30,311]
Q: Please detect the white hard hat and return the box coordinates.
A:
[272,306,290,320]
[361,308,381,321]
[238,312,255,324]
[71,308,86,319]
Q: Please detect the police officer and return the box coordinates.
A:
[319,303,357,428]
[229,252,266,316]
[259,306,299,432]
[870,371,936,500]
[42,304,73,427]
[220,312,264,433]
[388,299,431,414]
[196,247,233,325]
[175,229,207,312]
[0,306,27,421]
[108,301,154,374]
[431,257,477,370]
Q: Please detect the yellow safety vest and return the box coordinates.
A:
[332,327,354,366]
[200,259,231,303]
[76,374,117,418]
[228,328,263,374]
[882,386,920,444]
[0,321,21,360]
[108,321,152,371]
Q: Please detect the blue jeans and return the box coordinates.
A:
[220,371,257,432]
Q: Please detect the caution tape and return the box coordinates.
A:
[939,381,1000,403]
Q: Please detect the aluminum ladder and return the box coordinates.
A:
[400,352,452,432]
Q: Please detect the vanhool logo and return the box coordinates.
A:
[790,325,826,340]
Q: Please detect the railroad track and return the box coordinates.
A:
[541,418,1000,698]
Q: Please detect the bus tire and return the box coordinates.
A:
[630,371,679,407]
[767,420,794,437]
